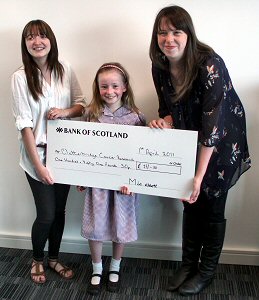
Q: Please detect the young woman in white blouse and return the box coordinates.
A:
[11,20,86,284]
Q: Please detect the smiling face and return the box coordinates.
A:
[25,31,51,63]
[157,17,188,63]
[98,70,126,112]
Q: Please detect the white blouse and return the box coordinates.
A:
[11,61,86,181]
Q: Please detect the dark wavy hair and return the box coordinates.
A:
[149,5,214,101]
[88,62,139,120]
[21,19,64,100]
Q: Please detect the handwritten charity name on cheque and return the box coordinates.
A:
[47,119,197,199]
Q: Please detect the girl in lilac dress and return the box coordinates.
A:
[78,62,146,295]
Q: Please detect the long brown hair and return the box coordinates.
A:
[149,5,214,102]
[87,62,139,120]
[21,19,64,100]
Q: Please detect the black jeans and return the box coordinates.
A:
[25,173,70,261]
[183,190,228,223]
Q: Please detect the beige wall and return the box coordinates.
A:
[0,0,258,265]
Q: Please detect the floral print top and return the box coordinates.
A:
[152,53,251,197]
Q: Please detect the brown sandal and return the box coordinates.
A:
[31,261,46,284]
[48,259,74,279]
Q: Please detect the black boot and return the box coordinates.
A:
[179,220,226,296]
[167,213,202,291]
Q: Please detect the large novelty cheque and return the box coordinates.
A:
[47,120,198,199]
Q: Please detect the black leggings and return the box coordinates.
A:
[183,190,228,223]
[26,173,70,261]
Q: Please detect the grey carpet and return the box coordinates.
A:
[0,247,258,300]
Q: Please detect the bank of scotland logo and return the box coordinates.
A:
[56,127,63,133]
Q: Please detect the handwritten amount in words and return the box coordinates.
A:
[54,147,182,175]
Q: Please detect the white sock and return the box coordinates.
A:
[109,258,121,282]
[91,261,102,285]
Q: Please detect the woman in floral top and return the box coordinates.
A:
[149,5,251,296]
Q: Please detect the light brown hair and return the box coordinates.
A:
[87,62,139,120]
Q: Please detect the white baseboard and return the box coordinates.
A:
[0,234,258,266]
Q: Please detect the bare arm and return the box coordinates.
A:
[21,127,54,185]
[47,104,84,120]
[187,145,214,203]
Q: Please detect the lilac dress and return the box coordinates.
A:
[81,105,146,243]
